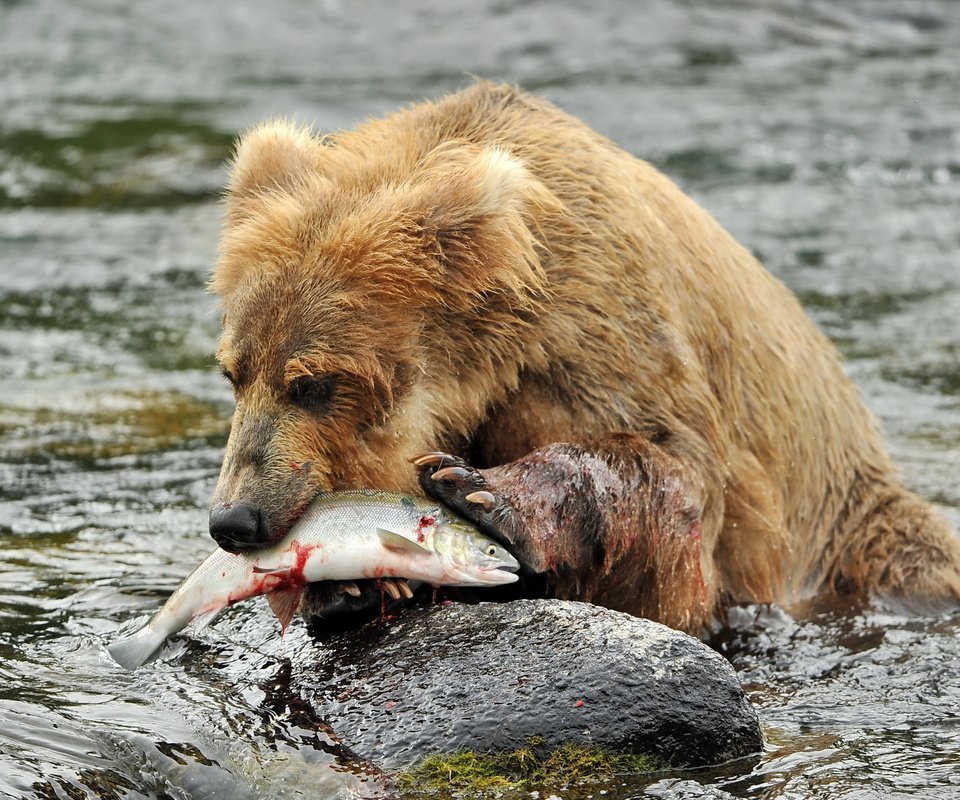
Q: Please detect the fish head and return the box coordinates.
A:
[438,516,521,585]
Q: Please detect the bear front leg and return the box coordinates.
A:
[413,433,713,632]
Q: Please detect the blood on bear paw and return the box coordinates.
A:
[411,441,705,584]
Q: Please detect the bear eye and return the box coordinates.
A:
[289,374,336,412]
[219,366,238,388]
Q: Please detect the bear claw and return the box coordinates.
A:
[432,466,472,483]
[465,490,496,510]
[376,578,414,601]
[409,452,452,467]
[378,578,402,601]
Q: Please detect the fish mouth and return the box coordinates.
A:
[473,561,521,579]
[483,559,521,573]
[474,558,522,581]
[472,568,520,586]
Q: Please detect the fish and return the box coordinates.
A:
[107,490,519,670]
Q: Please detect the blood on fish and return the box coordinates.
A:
[225,541,316,606]
[289,540,312,579]
[416,515,435,543]
[228,574,274,605]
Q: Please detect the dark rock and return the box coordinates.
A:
[294,599,761,769]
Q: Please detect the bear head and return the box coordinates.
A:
[208,118,556,551]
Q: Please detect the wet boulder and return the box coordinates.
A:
[295,599,761,769]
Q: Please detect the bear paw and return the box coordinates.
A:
[411,452,520,557]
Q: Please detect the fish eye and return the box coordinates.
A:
[485,544,498,557]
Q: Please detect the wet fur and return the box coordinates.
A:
[211,81,960,632]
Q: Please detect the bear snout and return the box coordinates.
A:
[209,502,272,553]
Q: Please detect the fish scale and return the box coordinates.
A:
[107,491,519,669]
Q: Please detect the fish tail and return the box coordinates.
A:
[107,624,166,670]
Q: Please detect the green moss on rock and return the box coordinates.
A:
[393,739,662,797]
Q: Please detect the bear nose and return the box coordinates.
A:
[209,502,271,552]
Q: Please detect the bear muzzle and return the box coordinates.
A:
[209,501,273,553]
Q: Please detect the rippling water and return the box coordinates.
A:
[2,1,959,798]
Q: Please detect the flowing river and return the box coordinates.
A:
[2,1,959,797]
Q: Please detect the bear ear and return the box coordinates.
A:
[225,120,326,222]
[418,144,531,228]
[408,143,559,306]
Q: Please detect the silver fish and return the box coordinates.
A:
[108,491,519,669]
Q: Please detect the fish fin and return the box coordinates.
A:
[189,608,221,633]
[267,585,304,634]
[107,625,166,671]
[377,528,430,554]
[252,565,290,575]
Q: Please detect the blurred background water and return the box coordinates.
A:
[1,0,959,798]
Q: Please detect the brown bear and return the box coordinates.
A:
[208,81,960,633]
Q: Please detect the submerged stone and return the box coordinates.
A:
[296,599,761,770]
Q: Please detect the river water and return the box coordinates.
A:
[1,1,959,798]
